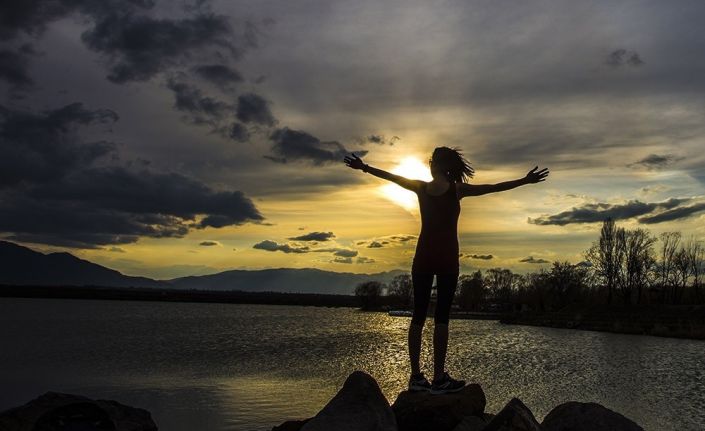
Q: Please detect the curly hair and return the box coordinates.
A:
[430,147,474,183]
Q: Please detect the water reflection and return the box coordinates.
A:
[1,299,703,430]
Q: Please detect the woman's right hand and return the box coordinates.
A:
[344,153,366,170]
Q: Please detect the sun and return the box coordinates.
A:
[379,157,432,210]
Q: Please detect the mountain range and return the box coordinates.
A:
[0,241,406,295]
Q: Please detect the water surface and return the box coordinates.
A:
[1,298,703,430]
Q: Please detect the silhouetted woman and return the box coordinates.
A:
[344,147,548,394]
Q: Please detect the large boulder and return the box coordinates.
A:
[0,392,157,431]
[542,402,644,431]
[483,398,541,431]
[299,371,396,431]
[391,384,486,431]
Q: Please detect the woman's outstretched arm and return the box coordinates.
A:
[457,166,549,198]
[344,153,423,192]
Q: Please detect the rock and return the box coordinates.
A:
[300,371,396,431]
[452,415,488,431]
[272,418,312,431]
[542,401,644,431]
[483,398,542,431]
[391,384,486,431]
[0,392,157,431]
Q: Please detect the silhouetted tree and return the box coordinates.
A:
[616,228,656,304]
[586,218,619,304]
[355,280,383,310]
[457,271,485,310]
[388,273,413,308]
[658,232,681,303]
[485,268,515,304]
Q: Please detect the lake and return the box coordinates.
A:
[1,298,703,430]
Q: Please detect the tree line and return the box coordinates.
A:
[355,219,705,311]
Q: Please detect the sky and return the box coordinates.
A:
[1,0,705,279]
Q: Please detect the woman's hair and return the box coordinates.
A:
[431,147,474,183]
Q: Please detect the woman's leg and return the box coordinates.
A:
[432,272,459,381]
[409,272,433,375]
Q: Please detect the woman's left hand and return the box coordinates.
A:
[344,153,366,170]
[525,166,549,183]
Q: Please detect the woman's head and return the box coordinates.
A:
[429,147,474,183]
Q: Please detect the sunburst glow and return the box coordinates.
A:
[379,157,433,210]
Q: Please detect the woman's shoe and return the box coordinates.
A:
[408,372,432,392]
[430,372,466,394]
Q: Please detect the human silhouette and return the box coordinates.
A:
[344,147,548,394]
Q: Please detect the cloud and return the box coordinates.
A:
[236,93,276,126]
[288,231,335,241]
[331,256,353,264]
[356,256,375,264]
[81,11,239,83]
[0,103,118,187]
[605,49,644,68]
[639,202,705,224]
[0,103,263,247]
[253,240,309,253]
[529,198,690,225]
[0,45,35,90]
[268,127,367,165]
[228,122,249,142]
[166,78,231,124]
[461,253,494,260]
[199,240,220,246]
[193,64,243,88]
[364,134,400,146]
[520,256,550,264]
[628,154,682,170]
[107,246,126,253]
[367,241,383,248]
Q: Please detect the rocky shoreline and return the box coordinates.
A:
[273,371,644,431]
[0,372,645,431]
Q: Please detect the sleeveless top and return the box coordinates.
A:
[411,181,460,274]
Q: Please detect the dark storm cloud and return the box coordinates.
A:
[520,256,550,264]
[268,127,367,165]
[194,64,243,88]
[0,103,264,247]
[639,202,705,224]
[0,45,35,89]
[228,122,249,142]
[199,240,220,246]
[529,198,690,225]
[236,93,276,126]
[0,103,117,187]
[356,256,375,264]
[367,241,383,248]
[253,240,309,254]
[605,49,644,67]
[81,11,238,83]
[166,78,232,123]
[288,231,335,241]
[628,154,681,170]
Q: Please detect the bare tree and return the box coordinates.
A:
[388,273,413,308]
[457,271,485,310]
[616,228,657,305]
[658,232,681,303]
[485,268,515,304]
[684,238,705,303]
[355,281,383,310]
[586,218,619,304]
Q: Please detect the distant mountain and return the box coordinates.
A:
[0,241,163,288]
[168,268,408,295]
[0,241,407,295]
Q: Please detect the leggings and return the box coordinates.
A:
[411,272,459,325]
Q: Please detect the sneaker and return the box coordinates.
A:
[430,372,466,394]
[408,372,432,392]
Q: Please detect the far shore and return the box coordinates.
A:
[3,285,704,340]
